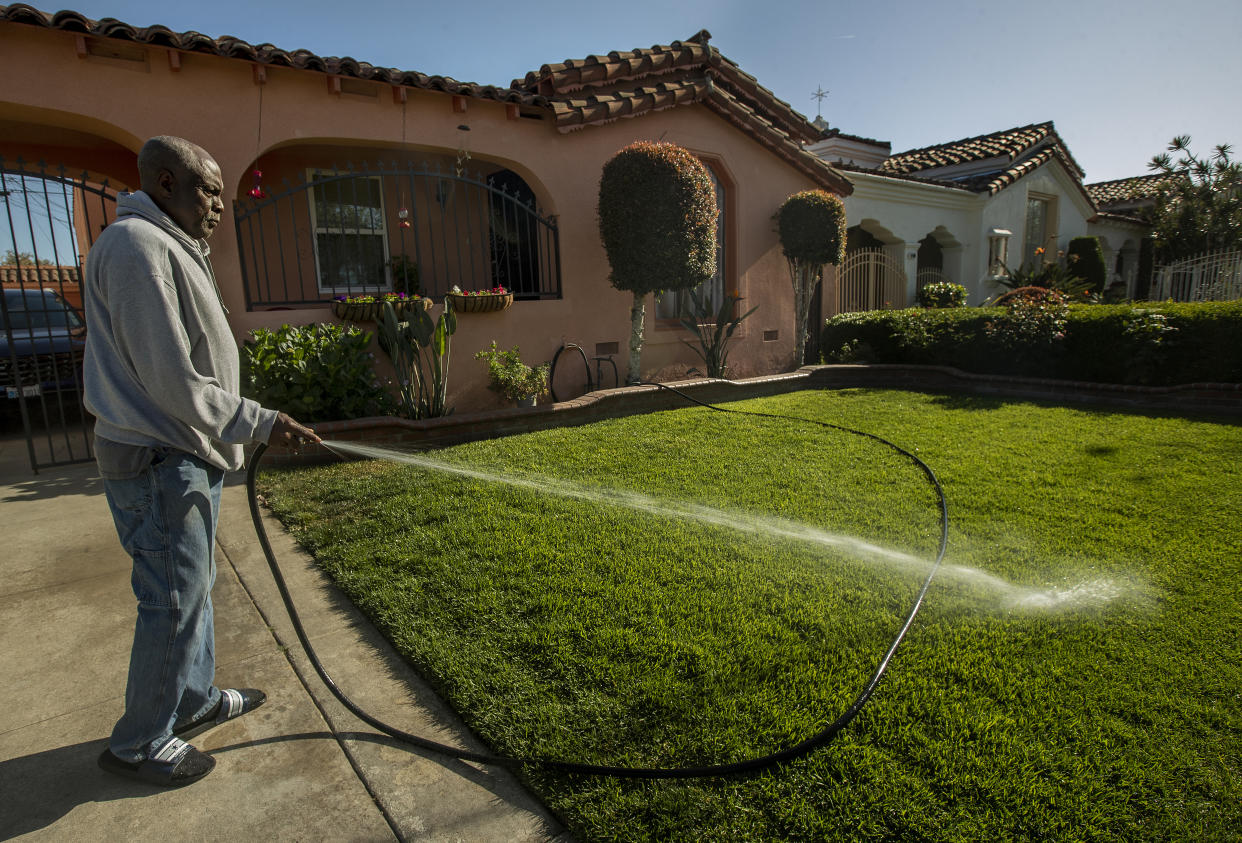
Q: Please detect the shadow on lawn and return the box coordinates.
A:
[923,389,1242,425]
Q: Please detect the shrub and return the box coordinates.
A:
[1066,237,1107,294]
[474,342,549,402]
[984,290,1069,373]
[241,323,391,421]
[777,190,847,365]
[917,281,967,308]
[598,141,718,383]
[822,300,1242,385]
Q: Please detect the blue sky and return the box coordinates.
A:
[29,0,1242,183]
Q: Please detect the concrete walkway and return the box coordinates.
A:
[0,429,569,841]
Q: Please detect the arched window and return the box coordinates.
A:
[656,162,726,319]
[486,169,541,298]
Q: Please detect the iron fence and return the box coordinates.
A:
[1,156,116,472]
[234,161,561,310]
[1151,249,1242,302]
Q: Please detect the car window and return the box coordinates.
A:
[2,291,84,331]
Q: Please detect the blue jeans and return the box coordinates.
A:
[103,449,224,762]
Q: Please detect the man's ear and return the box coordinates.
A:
[154,167,177,198]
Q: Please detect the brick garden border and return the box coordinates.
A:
[265,364,1242,465]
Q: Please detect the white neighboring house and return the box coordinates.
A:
[806,120,1161,308]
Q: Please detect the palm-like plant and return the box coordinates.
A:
[677,288,757,379]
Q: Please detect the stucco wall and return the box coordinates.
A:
[0,23,828,413]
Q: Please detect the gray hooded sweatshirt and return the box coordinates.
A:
[84,191,277,474]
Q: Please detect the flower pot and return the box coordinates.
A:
[389,297,433,319]
[516,395,537,408]
[331,300,379,322]
[445,292,514,313]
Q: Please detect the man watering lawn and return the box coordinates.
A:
[84,135,320,787]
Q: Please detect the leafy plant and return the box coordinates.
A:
[474,341,549,402]
[377,299,456,419]
[917,281,967,308]
[240,323,390,421]
[990,247,1090,298]
[1148,135,1242,260]
[776,190,846,366]
[598,141,718,384]
[677,287,757,379]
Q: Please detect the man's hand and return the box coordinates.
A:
[268,412,322,448]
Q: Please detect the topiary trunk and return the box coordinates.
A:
[628,294,645,385]
[790,262,819,367]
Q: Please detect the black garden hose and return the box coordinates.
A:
[246,383,949,779]
[548,343,593,403]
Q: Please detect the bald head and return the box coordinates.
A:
[138,136,212,190]
[137,136,223,240]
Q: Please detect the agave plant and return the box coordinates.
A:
[678,287,757,379]
[377,298,456,419]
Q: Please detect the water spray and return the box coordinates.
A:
[245,384,949,778]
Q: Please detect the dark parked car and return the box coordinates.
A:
[1,287,87,405]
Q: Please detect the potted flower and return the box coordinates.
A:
[332,291,430,321]
[331,293,380,322]
[445,284,514,313]
[474,341,548,407]
[381,291,433,318]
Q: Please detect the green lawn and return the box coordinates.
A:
[259,389,1241,841]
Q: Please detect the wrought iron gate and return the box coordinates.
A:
[838,248,907,313]
[1,157,117,473]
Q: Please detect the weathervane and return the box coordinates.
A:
[811,85,829,119]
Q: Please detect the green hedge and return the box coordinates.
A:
[822,301,1242,385]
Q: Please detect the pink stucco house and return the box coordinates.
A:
[0,4,853,413]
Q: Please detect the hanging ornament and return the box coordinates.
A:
[248,169,267,200]
[455,124,472,177]
[397,207,411,229]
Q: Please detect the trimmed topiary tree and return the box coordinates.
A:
[598,141,718,384]
[1066,236,1107,294]
[777,190,846,366]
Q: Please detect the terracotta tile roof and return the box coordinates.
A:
[514,30,821,145]
[1,6,852,193]
[513,29,850,193]
[1085,173,1179,207]
[0,3,539,105]
[874,121,1095,204]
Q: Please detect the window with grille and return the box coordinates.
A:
[308,171,390,293]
